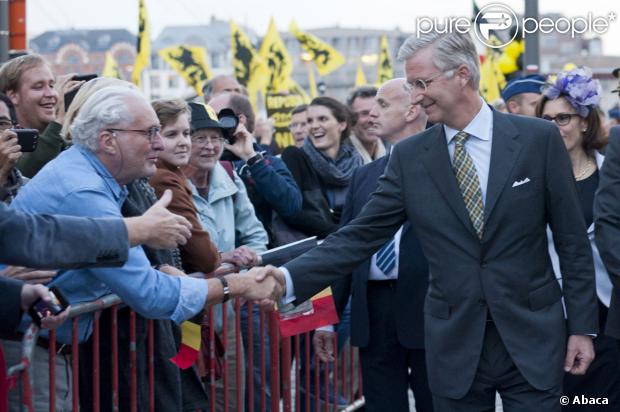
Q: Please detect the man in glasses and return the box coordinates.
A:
[257,31,597,412]
[6,86,283,411]
[289,104,309,148]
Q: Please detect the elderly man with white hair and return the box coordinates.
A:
[6,86,283,412]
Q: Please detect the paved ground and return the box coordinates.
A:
[407,391,504,411]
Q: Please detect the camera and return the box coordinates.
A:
[218,108,239,145]
[28,286,69,327]
[12,129,39,152]
[218,109,241,161]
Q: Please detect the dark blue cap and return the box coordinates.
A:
[500,74,547,101]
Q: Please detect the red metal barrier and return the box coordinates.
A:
[4,295,364,412]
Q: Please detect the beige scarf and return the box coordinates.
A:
[348,133,386,164]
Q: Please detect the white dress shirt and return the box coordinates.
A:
[282,98,494,303]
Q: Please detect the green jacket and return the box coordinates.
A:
[16,121,67,178]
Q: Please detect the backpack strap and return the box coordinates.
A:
[219,160,235,181]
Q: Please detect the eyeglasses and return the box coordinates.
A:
[107,126,161,142]
[406,69,455,92]
[191,135,226,145]
[541,113,580,126]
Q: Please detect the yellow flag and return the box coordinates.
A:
[355,62,367,87]
[265,82,310,150]
[376,35,393,85]
[102,52,123,80]
[230,20,270,107]
[159,45,212,96]
[132,0,150,86]
[259,18,294,93]
[479,49,506,103]
[289,21,345,76]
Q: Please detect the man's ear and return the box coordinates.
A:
[403,104,415,122]
[6,89,19,106]
[456,64,471,87]
[238,113,247,126]
[98,130,118,155]
[506,100,519,114]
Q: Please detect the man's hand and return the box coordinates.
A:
[251,265,286,309]
[220,246,260,269]
[224,123,256,161]
[125,189,192,249]
[20,284,70,330]
[226,266,284,310]
[54,73,85,124]
[156,264,186,277]
[1,265,57,284]
[313,330,336,362]
[564,334,595,375]
[0,129,21,185]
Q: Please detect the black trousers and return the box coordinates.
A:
[563,300,620,411]
[359,280,433,412]
[432,320,561,412]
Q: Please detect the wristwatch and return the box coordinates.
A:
[217,276,230,303]
[246,152,264,167]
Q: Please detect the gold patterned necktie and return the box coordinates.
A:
[452,131,484,239]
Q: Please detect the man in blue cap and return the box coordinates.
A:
[501,74,546,117]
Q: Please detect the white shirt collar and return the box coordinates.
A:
[444,98,493,143]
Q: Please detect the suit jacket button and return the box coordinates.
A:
[478,299,486,307]
[481,261,488,268]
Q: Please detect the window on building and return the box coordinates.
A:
[151,75,160,89]
[168,75,179,88]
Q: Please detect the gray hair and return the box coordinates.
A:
[70,86,140,151]
[397,31,480,89]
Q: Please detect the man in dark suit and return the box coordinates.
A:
[258,31,598,411]
[0,189,191,268]
[313,78,432,411]
[595,125,620,339]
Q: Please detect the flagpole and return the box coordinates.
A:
[524,0,540,73]
[300,52,317,98]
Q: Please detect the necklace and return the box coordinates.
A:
[574,158,595,181]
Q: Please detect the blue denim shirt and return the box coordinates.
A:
[11,145,208,344]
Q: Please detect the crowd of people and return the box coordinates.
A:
[2,29,620,412]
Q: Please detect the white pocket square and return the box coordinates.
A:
[512,178,531,188]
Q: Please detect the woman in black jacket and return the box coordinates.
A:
[281,96,362,239]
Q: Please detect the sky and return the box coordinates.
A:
[25,0,620,56]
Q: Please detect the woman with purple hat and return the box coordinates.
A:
[536,67,620,408]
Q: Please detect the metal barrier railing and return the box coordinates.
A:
[3,291,364,412]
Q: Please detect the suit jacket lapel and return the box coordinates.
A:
[484,111,522,227]
[421,126,478,238]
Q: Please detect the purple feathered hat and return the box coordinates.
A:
[543,67,602,117]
